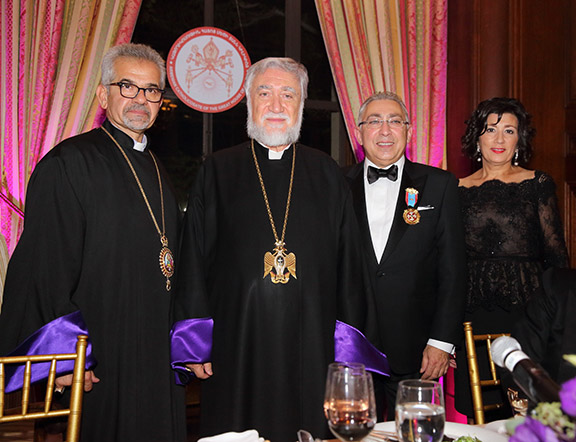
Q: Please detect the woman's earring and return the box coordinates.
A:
[476,143,482,163]
[513,149,519,166]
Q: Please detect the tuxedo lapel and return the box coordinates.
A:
[348,163,380,267]
[379,160,427,265]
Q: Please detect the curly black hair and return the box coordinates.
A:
[461,97,536,164]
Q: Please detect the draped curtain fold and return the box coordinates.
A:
[0,0,142,253]
[314,0,448,167]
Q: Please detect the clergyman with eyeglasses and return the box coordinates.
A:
[0,43,186,442]
[345,91,467,420]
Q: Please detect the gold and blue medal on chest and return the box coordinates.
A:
[403,187,420,225]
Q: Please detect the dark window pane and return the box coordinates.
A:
[300,108,331,154]
[132,0,204,58]
[215,1,285,61]
[212,103,248,152]
[301,2,332,101]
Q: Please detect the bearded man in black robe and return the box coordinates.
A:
[173,58,375,442]
[0,44,186,442]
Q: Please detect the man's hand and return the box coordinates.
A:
[55,370,100,392]
[420,345,450,380]
[186,362,213,379]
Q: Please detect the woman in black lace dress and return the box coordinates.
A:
[454,97,569,419]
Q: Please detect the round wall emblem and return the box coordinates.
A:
[167,27,251,113]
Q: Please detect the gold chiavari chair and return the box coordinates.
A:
[0,334,88,442]
[463,321,510,425]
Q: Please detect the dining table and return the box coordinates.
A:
[365,420,509,442]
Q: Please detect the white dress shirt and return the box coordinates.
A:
[364,156,404,262]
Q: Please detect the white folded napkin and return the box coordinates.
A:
[198,429,264,442]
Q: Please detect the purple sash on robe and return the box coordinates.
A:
[334,320,390,375]
[170,318,389,384]
[2,310,96,393]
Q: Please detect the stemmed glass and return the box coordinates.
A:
[395,380,445,442]
[324,363,377,442]
[324,363,367,419]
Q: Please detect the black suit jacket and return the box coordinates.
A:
[346,159,467,374]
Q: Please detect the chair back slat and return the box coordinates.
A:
[45,359,59,413]
[21,362,31,414]
[0,363,5,416]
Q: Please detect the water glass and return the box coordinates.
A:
[395,379,445,442]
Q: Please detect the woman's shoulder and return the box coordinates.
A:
[458,170,485,189]
[458,175,476,188]
[532,170,559,194]
[534,169,554,183]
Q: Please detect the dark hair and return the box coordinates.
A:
[461,97,536,164]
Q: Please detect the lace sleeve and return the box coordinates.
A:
[536,172,569,268]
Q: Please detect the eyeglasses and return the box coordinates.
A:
[358,118,410,129]
[108,81,165,103]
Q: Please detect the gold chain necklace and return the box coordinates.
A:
[102,126,174,291]
[251,139,297,284]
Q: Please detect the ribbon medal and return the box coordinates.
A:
[403,188,420,225]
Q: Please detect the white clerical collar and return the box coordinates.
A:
[257,141,291,160]
[133,135,147,152]
[364,155,405,180]
[109,122,148,152]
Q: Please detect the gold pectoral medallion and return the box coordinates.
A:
[159,235,174,291]
[263,242,297,284]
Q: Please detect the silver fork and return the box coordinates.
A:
[365,429,399,442]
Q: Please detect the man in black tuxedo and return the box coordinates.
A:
[345,92,467,419]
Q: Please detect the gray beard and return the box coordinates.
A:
[246,110,303,147]
[122,104,151,131]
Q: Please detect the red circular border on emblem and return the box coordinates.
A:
[167,27,251,113]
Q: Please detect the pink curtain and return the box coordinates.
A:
[314,0,448,167]
[0,0,142,253]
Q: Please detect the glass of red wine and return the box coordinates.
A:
[325,363,376,442]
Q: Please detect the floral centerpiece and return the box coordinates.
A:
[509,355,576,442]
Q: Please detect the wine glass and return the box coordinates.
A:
[324,362,367,419]
[395,379,445,442]
[325,364,376,442]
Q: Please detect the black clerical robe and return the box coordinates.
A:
[175,141,369,442]
[0,120,186,442]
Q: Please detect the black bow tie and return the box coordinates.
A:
[367,165,398,184]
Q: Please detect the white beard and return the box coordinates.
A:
[247,110,303,147]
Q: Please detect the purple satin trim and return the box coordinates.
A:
[335,320,390,376]
[170,318,213,384]
[169,317,389,384]
[4,310,96,393]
